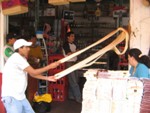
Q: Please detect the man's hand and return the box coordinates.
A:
[49,61,61,69]
[47,76,57,82]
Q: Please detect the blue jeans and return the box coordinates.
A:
[66,62,81,101]
[2,96,35,113]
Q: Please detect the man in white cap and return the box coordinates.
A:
[1,39,60,113]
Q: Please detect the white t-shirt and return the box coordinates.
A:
[2,52,30,100]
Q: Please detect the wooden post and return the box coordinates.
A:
[0,6,8,72]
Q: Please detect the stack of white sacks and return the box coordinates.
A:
[81,69,143,113]
[140,79,150,113]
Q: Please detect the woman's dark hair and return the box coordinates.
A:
[140,55,150,68]
[128,48,142,62]
[128,48,150,68]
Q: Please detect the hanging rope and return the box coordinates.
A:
[55,27,129,79]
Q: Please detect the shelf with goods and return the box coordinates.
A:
[67,3,116,70]
[68,1,129,70]
[9,15,55,35]
[8,1,56,34]
[69,16,116,70]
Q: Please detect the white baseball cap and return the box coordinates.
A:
[14,39,32,50]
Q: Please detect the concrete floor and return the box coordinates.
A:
[34,76,86,113]
[47,76,86,113]
[48,99,82,113]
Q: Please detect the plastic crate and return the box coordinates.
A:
[48,54,68,101]
[48,77,68,101]
[48,54,66,75]
[49,76,68,87]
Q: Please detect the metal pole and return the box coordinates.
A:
[34,0,39,31]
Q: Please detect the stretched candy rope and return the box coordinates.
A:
[55,27,129,79]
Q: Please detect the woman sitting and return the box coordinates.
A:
[128,48,150,78]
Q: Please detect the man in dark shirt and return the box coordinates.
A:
[63,31,82,103]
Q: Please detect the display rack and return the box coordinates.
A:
[67,2,117,70]
[36,31,49,94]
[69,16,116,69]
[68,2,129,70]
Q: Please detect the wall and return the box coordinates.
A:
[130,0,150,55]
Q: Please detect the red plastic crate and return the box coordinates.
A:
[49,76,68,87]
[48,54,66,75]
[48,77,68,101]
[48,54,68,101]
[48,85,68,102]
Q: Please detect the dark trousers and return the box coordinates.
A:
[66,62,81,100]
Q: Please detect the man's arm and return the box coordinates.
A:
[24,61,60,76]
[29,73,57,82]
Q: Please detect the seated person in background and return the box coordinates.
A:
[128,48,150,78]
[3,33,17,61]
[26,34,44,102]
[27,34,43,68]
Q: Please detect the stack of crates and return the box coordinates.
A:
[48,54,68,101]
